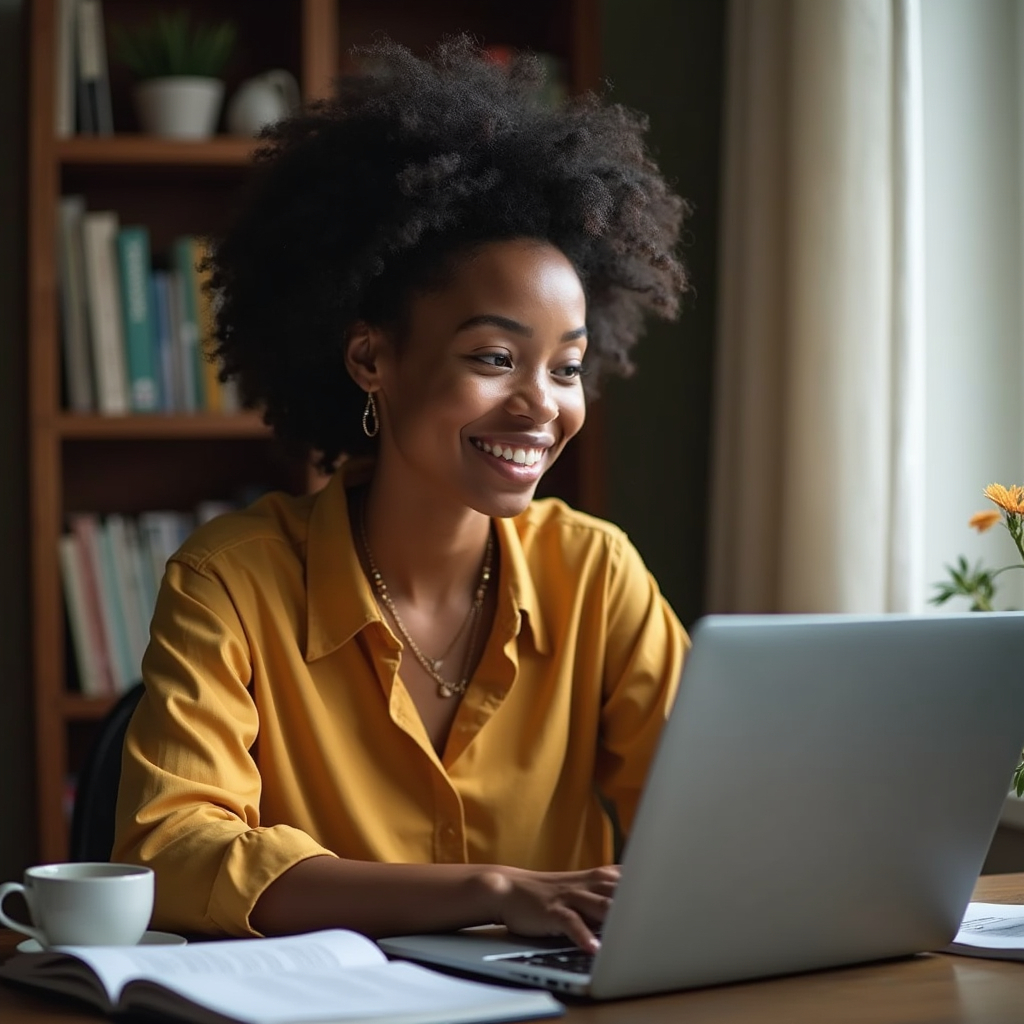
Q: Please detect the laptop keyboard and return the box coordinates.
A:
[504,947,595,975]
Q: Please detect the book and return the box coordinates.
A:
[58,533,108,696]
[68,513,131,693]
[116,226,161,412]
[55,0,78,138]
[137,509,193,594]
[151,270,182,412]
[64,516,117,696]
[74,0,113,135]
[171,238,203,411]
[190,238,240,413]
[0,928,564,1024]
[81,211,129,414]
[56,195,96,412]
[944,902,1024,961]
[105,513,151,675]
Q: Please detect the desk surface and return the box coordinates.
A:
[3,874,1024,1023]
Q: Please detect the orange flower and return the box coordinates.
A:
[969,509,1002,532]
[983,483,1024,515]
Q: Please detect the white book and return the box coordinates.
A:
[0,929,563,1024]
[127,517,159,632]
[58,533,106,696]
[138,510,193,595]
[57,195,95,412]
[81,211,129,414]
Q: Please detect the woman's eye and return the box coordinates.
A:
[476,352,513,368]
[553,364,583,379]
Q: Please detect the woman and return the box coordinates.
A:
[113,38,690,953]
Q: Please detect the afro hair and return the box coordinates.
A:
[207,36,689,472]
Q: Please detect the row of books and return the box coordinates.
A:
[56,0,114,136]
[59,503,234,697]
[58,196,240,415]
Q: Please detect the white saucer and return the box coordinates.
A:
[17,930,187,953]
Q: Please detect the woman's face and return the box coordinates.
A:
[372,238,588,519]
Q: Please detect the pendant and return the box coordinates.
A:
[438,682,456,698]
[430,658,443,672]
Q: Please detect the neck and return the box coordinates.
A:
[355,472,493,608]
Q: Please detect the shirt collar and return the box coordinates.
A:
[305,460,380,661]
[304,460,550,661]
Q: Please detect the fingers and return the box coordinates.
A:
[549,904,601,954]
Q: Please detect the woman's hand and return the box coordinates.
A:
[479,865,620,953]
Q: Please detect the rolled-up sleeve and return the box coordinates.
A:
[596,533,690,836]
[112,556,335,937]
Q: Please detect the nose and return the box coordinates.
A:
[505,368,559,425]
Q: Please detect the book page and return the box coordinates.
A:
[44,930,387,1004]
[946,902,1024,956]
[127,961,561,1024]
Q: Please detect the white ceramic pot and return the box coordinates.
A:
[134,76,225,139]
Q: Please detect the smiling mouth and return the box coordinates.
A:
[471,439,547,467]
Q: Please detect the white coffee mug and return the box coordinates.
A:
[0,862,154,947]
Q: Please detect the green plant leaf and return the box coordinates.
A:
[111,10,237,79]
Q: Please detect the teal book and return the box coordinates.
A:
[115,226,160,412]
[171,236,204,411]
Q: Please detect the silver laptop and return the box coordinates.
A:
[380,613,1024,999]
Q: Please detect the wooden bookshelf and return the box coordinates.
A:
[27,0,603,862]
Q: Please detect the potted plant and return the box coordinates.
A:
[113,11,237,140]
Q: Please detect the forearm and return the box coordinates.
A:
[250,855,509,938]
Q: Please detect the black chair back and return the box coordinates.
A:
[69,682,145,862]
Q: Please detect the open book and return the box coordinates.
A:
[0,928,564,1024]
[943,902,1024,962]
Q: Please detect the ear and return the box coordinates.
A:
[344,321,392,392]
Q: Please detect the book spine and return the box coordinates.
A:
[151,271,177,412]
[96,517,137,691]
[58,533,107,696]
[57,195,96,412]
[55,0,78,138]
[105,514,149,681]
[81,211,129,415]
[127,517,159,630]
[67,514,120,695]
[171,238,204,411]
[76,0,113,135]
[116,226,161,413]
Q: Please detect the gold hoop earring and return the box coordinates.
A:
[362,391,380,438]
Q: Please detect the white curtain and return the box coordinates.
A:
[707,0,926,614]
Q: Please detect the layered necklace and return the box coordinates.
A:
[359,499,494,698]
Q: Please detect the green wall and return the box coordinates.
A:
[600,0,725,629]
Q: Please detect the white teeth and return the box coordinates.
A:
[473,440,545,466]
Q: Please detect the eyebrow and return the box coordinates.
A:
[455,314,588,342]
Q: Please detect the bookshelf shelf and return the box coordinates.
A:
[28,0,602,864]
[56,136,258,169]
[55,411,269,440]
[61,694,118,721]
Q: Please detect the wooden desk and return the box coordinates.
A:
[4,874,1024,1023]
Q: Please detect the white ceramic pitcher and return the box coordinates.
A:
[226,69,301,136]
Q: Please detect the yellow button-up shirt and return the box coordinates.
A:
[113,463,688,937]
